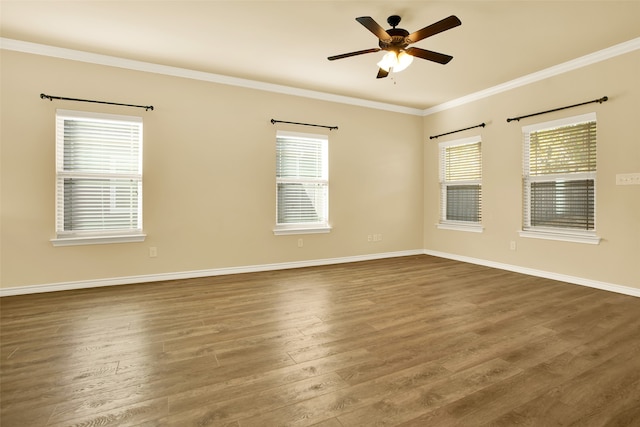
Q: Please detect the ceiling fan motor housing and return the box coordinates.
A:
[379,27,410,52]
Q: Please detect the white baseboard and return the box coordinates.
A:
[0,250,423,297]
[2,249,637,298]
[423,249,640,298]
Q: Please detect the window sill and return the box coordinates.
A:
[519,229,600,245]
[51,233,146,247]
[273,225,332,236]
[437,222,483,233]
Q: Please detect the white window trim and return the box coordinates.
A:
[520,112,600,244]
[437,221,484,233]
[274,130,330,235]
[51,109,145,246]
[518,228,600,244]
[51,233,147,247]
[438,136,483,233]
[273,224,332,236]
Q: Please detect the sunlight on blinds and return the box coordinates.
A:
[56,110,142,235]
[440,138,482,224]
[276,132,328,226]
[523,114,596,231]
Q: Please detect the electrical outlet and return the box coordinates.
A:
[616,173,640,185]
[297,238,303,248]
[367,233,382,242]
[370,234,383,242]
[149,247,158,257]
[510,241,517,251]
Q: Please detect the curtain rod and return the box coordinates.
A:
[429,122,486,140]
[271,119,338,131]
[40,93,154,111]
[506,96,607,123]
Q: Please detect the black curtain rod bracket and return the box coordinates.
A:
[507,96,607,123]
[40,93,154,111]
[271,119,338,131]
[429,122,486,140]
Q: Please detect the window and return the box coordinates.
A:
[521,112,600,244]
[52,110,145,246]
[438,136,482,232]
[274,130,330,235]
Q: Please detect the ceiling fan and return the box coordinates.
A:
[328,14,461,79]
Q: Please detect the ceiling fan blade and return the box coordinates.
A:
[356,16,392,42]
[327,48,381,61]
[376,68,389,79]
[406,15,461,44]
[405,47,453,64]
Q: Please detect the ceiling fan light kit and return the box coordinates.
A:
[377,50,414,73]
[328,14,461,79]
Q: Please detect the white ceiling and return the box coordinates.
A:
[1,1,639,110]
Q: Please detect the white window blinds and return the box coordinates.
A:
[439,137,482,225]
[523,113,596,232]
[276,131,328,229]
[55,110,143,238]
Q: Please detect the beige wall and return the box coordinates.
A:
[423,50,640,289]
[1,47,638,292]
[1,50,424,289]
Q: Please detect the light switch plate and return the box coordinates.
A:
[616,173,640,185]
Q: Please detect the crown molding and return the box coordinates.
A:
[422,37,640,116]
[1,37,638,118]
[0,38,424,116]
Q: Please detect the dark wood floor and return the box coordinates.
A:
[1,255,639,426]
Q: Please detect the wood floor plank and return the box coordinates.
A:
[0,393,56,426]
[419,352,592,425]
[481,390,575,427]
[160,372,349,426]
[239,356,457,427]
[167,348,373,413]
[555,347,640,415]
[1,255,639,427]
[335,358,522,427]
[47,396,169,427]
